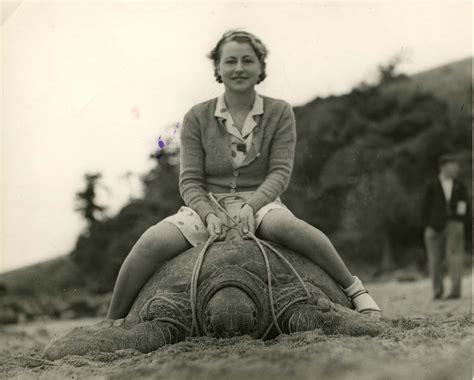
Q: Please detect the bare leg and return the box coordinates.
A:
[256,209,354,288]
[106,221,192,319]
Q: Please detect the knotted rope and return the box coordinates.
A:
[188,192,311,339]
[140,293,192,334]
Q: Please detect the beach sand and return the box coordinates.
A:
[1,274,472,380]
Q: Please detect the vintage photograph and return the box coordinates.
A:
[1,1,472,379]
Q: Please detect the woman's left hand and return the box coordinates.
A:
[239,204,256,239]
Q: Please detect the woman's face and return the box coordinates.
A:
[216,41,262,93]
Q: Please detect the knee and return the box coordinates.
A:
[308,225,332,245]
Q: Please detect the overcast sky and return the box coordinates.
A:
[1,1,471,272]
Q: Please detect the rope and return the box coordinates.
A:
[258,239,311,298]
[190,233,219,336]
[142,189,313,339]
[207,193,310,299]
[186,192,312,338]
[247,230,283,335]
[140,294,192,334]
[262,296,309,339]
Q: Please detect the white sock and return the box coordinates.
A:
[342,276,381,314]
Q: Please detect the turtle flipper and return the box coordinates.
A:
[279,298,388,337]
[43,320,184,360]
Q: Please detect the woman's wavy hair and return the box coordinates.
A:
[208,29,269,84]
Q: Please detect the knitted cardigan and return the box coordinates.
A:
[179,94,297,222]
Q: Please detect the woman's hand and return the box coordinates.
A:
[239,204,256,239]
[205,213,228,241]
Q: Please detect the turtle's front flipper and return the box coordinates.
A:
[279,298,389,337]
[44,320,185,360]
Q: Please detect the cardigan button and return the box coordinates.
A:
[230,188,236,193]
[233,171,239,176]
[230,183,236,189]
[256,152,261,158]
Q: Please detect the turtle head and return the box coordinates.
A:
[197,266,270,339]
[204,286,257,338]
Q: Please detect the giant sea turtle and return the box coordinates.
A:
[44,234,387,360]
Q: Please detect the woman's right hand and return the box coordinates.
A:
[205,213,227,241]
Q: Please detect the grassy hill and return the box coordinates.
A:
[401,57,471,119]
[286,56,471,273]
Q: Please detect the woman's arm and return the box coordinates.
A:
[244,101,297,213]
[178,108,216,222]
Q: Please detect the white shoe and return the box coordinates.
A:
[343,276,382,318]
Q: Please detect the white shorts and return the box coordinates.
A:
[160,191,294,247]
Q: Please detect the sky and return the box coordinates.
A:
[1,1,472,272]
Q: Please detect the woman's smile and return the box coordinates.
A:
[217,41,262,93]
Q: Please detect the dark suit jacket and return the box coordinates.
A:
[421,177,471,231]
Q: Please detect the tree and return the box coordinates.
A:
[376,54,408,85]
[75,173,107,229]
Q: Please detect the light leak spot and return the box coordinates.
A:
[155,122,180,159]
[131,106,141,119]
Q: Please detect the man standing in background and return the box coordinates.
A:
[421,154,470,300]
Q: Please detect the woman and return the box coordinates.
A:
[106,30,381,323]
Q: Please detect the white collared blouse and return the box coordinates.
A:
[214,92,264,168]
[438,174,454,202]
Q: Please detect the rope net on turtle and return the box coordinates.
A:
[189,193,312,339]
[140,192,314,339]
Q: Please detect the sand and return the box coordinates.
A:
[1,274,472,380]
